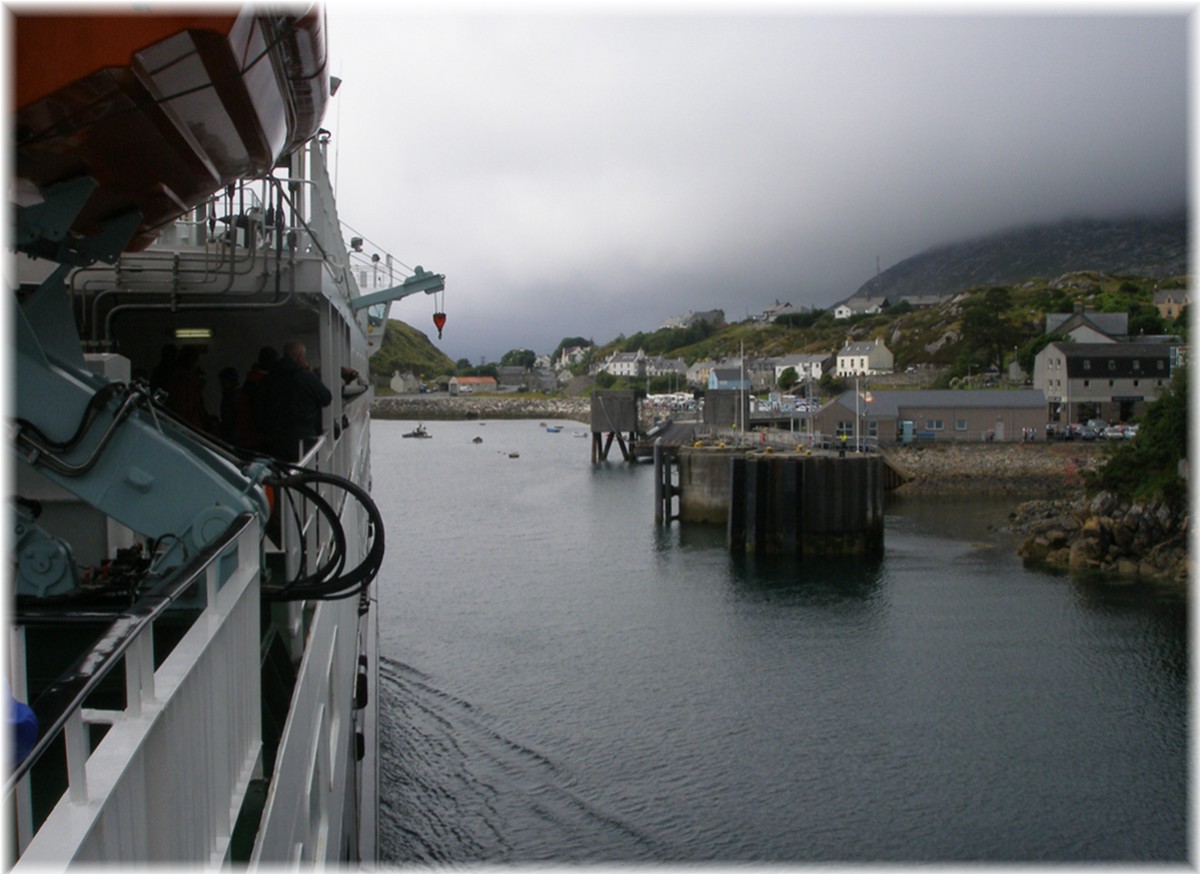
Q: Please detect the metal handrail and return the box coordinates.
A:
[7,512,258,793]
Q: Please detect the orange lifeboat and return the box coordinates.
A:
[14,8,330,254]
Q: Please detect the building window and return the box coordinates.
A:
[955,419,967,431]
[1158,361,1166,371]
[836,421,853,437]
[1083,380,1090,387]
[1083,360,1091,370]
[1108,360,1116,370]
[925,419,944,431]
[1133,360,1141,370]
[1133,380,1140,387]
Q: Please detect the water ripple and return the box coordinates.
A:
[378,656,676,863]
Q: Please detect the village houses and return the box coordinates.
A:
[836,338,894,376]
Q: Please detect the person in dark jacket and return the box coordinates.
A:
[257,339,332,461]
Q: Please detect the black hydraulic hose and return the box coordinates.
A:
[261,468,385,602]
[16,387,145,478]
[266,478,346,596]
[14,382,124,452]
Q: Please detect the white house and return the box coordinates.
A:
[836,338,894,376]
[388,371,422,394]
[556,345,591,368]
[833,297,890,319]
[603,349,646,378]
[758,300,797,322]
[774,352,833,385]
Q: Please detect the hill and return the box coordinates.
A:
[591,269,1187,389]
[368,319,456,379]
[848,214,1188,305]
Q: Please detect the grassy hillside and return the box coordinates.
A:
[368,319,456,380]
[593,271,1188,379]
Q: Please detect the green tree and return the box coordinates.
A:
[819,372,846,395]
[500,348,536,368]
[1085,365,1189,507]
[1015,332,1070,375]
[960,286,1021,371]
[778,366,799,391]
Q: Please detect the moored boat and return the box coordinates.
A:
[8,6,442,866]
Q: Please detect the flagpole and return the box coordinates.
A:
[855,375,860,452]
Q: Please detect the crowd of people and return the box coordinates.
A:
[150,339,335,462]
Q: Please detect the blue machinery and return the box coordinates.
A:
[12,170,435,604]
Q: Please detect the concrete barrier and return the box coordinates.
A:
[674,448,884,556]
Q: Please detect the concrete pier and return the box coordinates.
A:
[663,447,885,557]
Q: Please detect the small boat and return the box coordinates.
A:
[545,426,563,433]
[508,452,520,458]
[403,424,432,439]
[472,436,483,444]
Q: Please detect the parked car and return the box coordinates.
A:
[1103,424,1126,440]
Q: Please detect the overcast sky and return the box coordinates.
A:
[321,3,1190,364]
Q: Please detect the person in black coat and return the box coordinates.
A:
[257,339,332,461]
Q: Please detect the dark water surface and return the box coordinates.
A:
[370,418,1187,863]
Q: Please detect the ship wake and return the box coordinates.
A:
[377,656,671,863]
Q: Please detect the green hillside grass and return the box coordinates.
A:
[368,319,456,380]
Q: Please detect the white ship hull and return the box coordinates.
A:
[8,8,438,865]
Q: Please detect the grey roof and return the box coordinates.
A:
[826,389,1047,418]
[839,341,885,356]
[1045,310,1128,337]
[1049,341,1173,359]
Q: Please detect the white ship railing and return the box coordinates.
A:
[8,513,263,866]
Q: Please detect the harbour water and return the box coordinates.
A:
[370,418,1187,863]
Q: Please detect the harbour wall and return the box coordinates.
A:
[883,442,1105,495]
[372,394,590,423]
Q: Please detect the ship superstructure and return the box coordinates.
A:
[8,7,441,865]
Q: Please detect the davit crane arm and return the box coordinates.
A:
[14,257,269,601]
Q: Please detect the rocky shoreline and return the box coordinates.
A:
[1009,491,1189,589]
[372,394,590,423]
[882,442,1103,495]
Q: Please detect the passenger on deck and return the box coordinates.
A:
[165,345,216,433]
[256,340,332,462]
[218,366,260,449]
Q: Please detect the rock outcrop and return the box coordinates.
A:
[1011,490,1189,588]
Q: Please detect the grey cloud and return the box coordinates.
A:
[326,8,1188,362]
